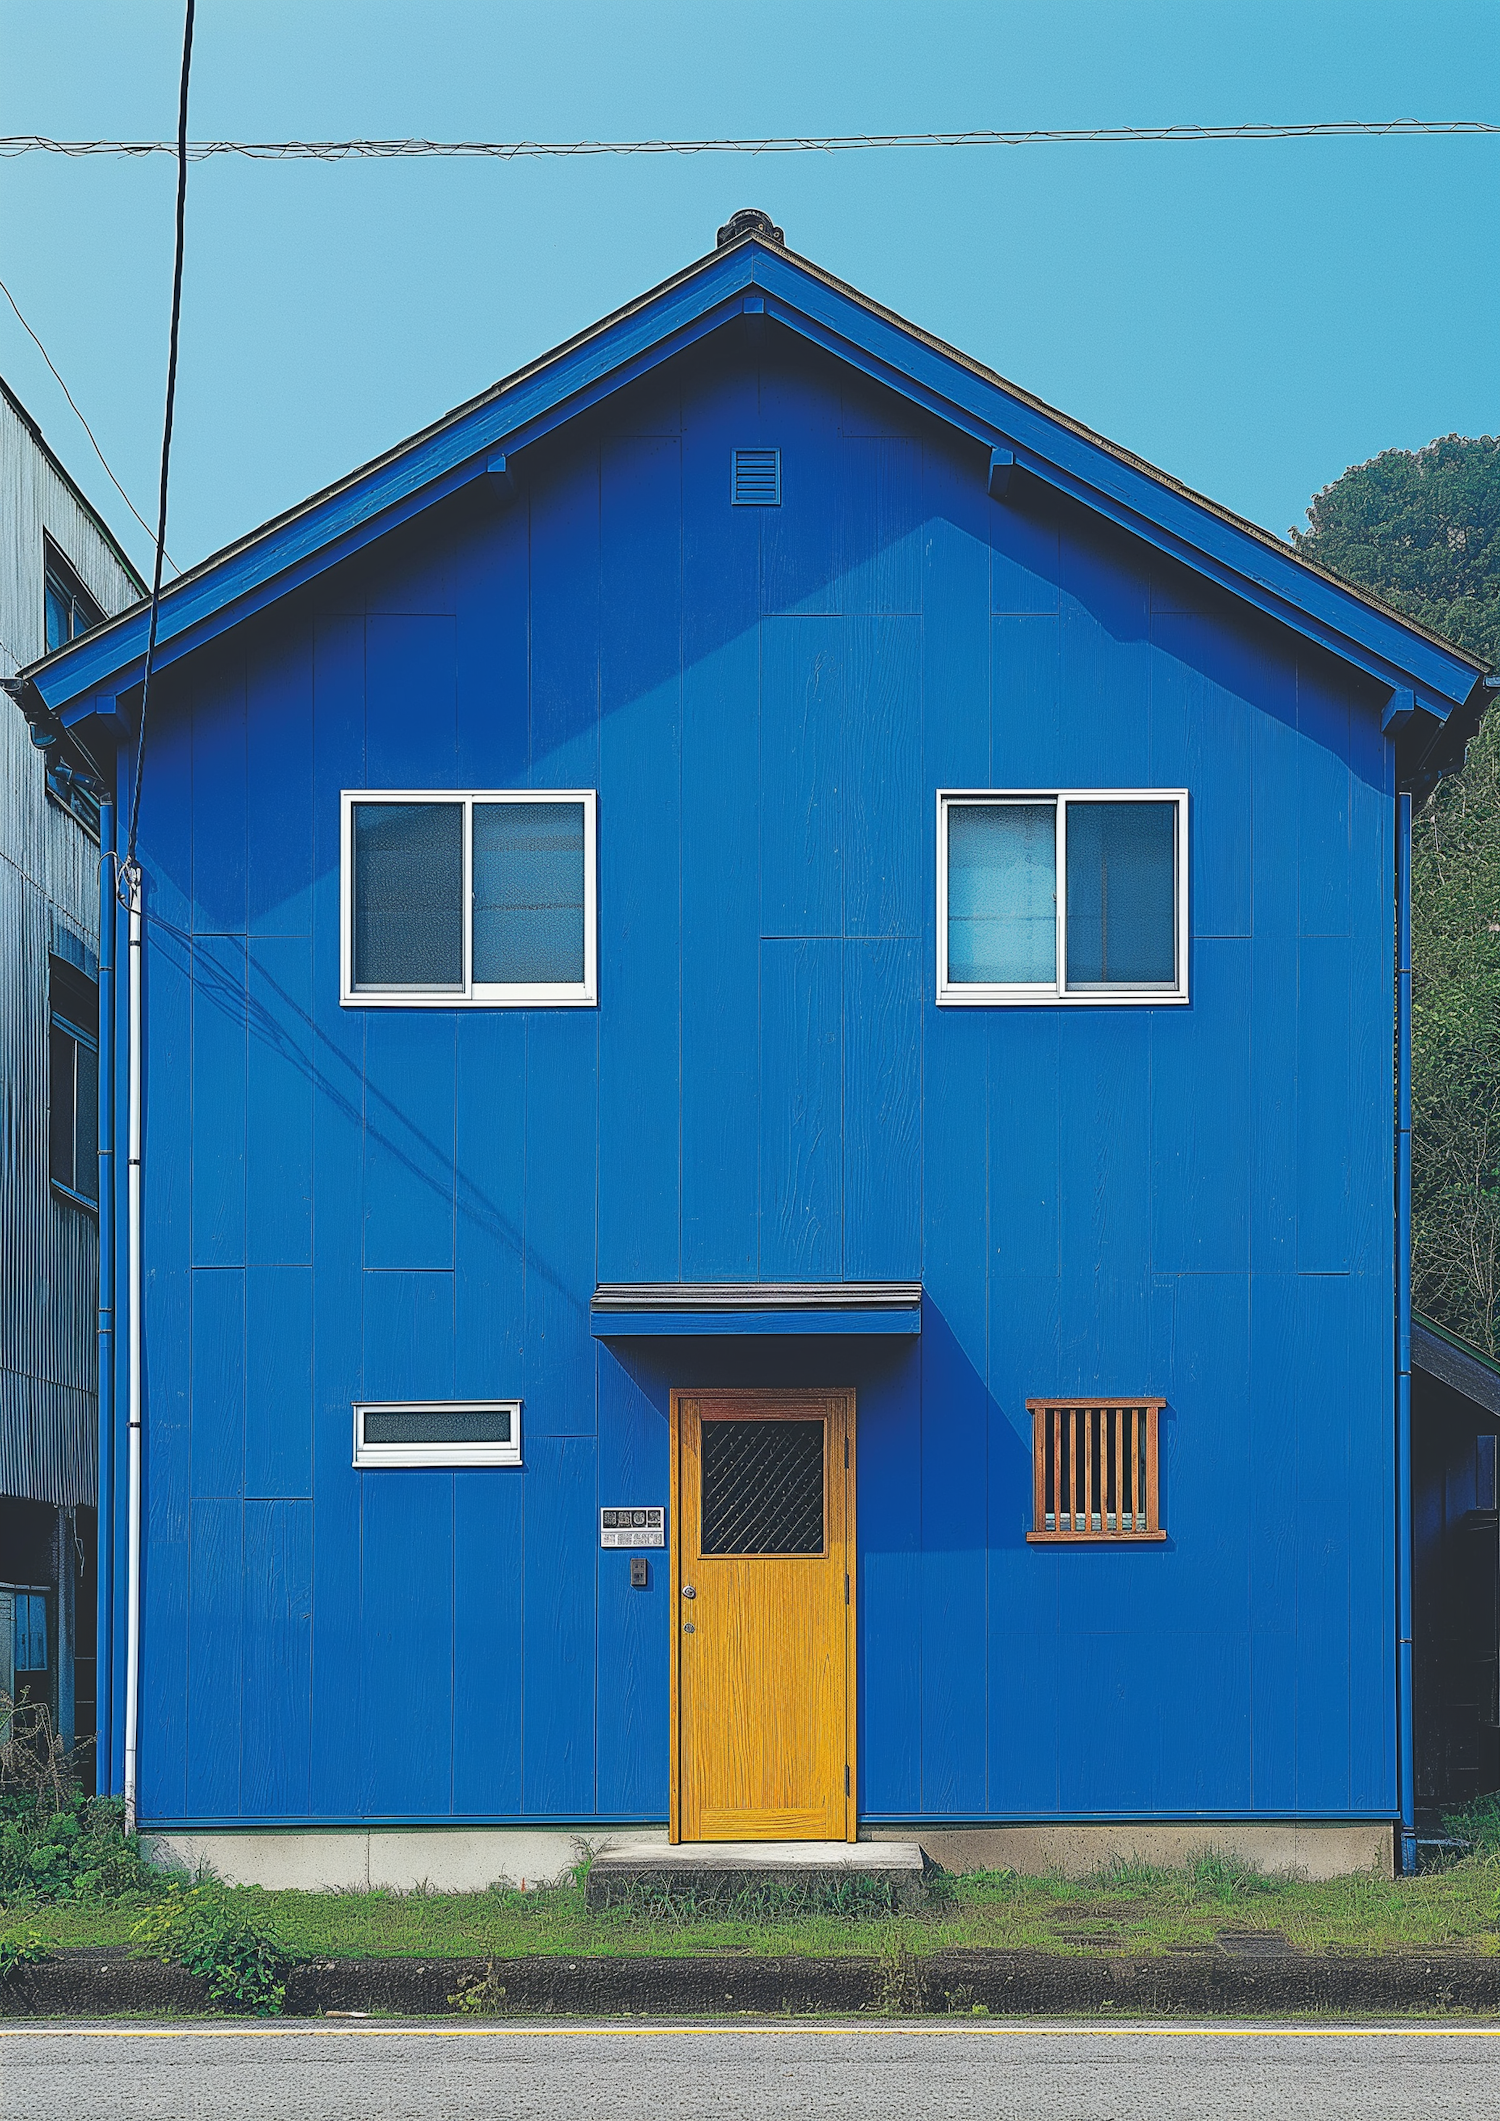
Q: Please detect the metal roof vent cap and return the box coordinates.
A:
[717,208,784,248]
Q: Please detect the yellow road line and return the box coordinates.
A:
[5,2022,1500,2041]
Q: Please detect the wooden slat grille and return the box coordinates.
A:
[1026,1399,1166,1542]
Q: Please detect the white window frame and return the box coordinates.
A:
[937,788,1189,1007]
[340,789,598,1008]
[353,1399,523,1469]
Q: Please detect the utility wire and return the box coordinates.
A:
[0,119,1495,161]
[125,0,194,868]
[0,272,177,573]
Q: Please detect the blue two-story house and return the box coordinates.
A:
[20,211,1490,1888]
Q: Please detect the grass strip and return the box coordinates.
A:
[8,1842,1500,1965]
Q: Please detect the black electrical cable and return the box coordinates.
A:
[0,273,173,569]
[0,119,1496,159]
[125,0,195,869]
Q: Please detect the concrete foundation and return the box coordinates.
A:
[142,1817,1394,1891]
[141,1826,668,1894]
[864,1820,1395,1882]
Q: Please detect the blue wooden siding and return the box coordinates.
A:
[111,332,1396,1825]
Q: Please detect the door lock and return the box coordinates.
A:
[681,1584,696,1598]
[683,1621,696,1634]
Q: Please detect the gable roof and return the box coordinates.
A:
[21,224,1490,788]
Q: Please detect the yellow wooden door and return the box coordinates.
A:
[671,1389,856,1843]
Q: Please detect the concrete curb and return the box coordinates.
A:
[5,1945,1500,2019]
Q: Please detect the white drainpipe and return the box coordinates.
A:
[122,861,144,1836]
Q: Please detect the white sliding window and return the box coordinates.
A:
[340,790,597,1006]
[937,789,1188,1005]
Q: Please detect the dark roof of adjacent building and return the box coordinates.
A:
[1413,1312,1500,1421]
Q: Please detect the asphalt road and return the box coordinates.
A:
[5,2020,1500,2120]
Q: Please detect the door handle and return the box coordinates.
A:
[681,1584,696,1598]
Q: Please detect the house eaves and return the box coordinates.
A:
[21,229,1489,788]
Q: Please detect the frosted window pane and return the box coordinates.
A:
[353,802,463,988]
[364,1406,512,1445]
[473,801,585,985]
[947,803,1056,983]
[1066,801,1176,987]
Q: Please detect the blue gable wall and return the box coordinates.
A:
[108,324,1396,1827]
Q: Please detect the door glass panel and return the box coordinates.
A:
[700,1419,824,1555]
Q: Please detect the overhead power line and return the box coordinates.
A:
[126,0,195,867]
[0,272,176,572]
[0,119,1496,161]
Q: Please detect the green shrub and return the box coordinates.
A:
[133,1883,296,2016]
[0,1791,169,1907]
[0,1925,48,1981]
[0,1790,162,1907]
[1,1690,170,1909]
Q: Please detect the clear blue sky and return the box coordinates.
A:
[2,0,1496,580]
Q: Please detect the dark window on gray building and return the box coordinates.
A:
[49,956,98,1207]
[43,543,103,655]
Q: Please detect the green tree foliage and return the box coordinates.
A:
[1293,436,1500,1354]
[1291,435,1500,665]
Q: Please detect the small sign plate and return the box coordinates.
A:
[600,1506,665,1549]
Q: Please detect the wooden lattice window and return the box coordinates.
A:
[1027,1399,1166,1542]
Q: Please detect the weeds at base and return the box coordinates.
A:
[607,1873,907,1926]
[449,1960,510,2015]
[132,1884,296,2016]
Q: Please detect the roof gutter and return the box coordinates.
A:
[1400,674,1497,803]
[0,671,108,789]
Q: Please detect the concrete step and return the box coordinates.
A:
[585,1838,928,1913]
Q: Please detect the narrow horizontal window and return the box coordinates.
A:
[1027,1399,1166,1542]
[937,789,1187,1005]
[353,1400,522,1468]
[342,791,596,1008]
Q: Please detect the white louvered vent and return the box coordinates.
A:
[732,447,781,506]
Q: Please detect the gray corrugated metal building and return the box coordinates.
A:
[0,374,141,1762]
